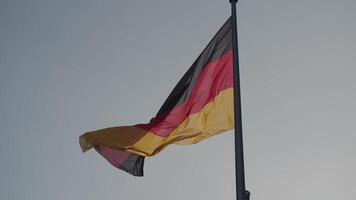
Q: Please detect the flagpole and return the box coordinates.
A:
[229,0,250,200]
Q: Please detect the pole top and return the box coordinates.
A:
[229,0,238,3]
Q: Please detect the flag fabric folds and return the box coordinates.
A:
[80,17,234,176]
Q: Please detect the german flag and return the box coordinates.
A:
[80,17,233,176]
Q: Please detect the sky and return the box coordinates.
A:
[1,0,356,200]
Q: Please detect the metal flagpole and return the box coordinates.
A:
[229,0,250,200]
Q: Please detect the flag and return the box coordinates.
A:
[80,17,233,176]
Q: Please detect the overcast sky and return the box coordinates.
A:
[1,0,356,200]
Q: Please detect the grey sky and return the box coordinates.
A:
[1,0,356,200]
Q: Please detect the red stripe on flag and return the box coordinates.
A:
[95,144,131,167]
[136,50,233,137]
